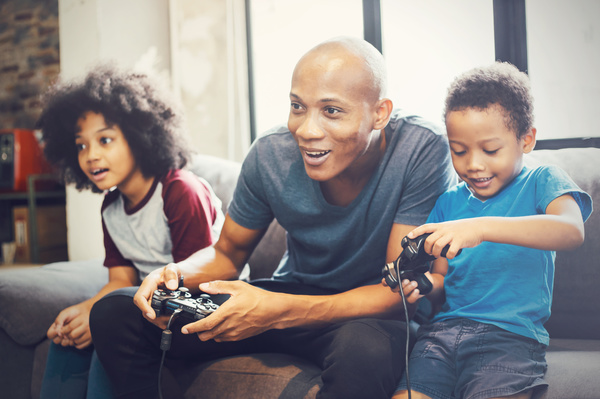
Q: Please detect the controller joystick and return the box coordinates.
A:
[151,288,219,320]
[381,233,461,295]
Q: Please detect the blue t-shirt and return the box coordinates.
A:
[430,165,592,344]
[228,110,457,292]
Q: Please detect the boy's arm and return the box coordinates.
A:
[409,194,586,258]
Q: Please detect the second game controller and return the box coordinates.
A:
[382,233,460,295]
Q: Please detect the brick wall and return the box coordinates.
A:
[0,0,59,129]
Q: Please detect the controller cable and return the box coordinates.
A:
[394,259,413,399]
[158,308,182,399]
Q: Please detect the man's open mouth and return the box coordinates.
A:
[305,150,331,158]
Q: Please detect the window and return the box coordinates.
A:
[381,0,495,125]
[526,0,600,140]
[249,0,363,136]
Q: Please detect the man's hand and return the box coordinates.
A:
[181,280,284,342]
[46,303,93,349]
[133,263,181,327]
[382,274,431,304]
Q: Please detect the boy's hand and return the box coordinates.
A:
[408,220,484,258]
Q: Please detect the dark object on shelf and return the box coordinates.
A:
[0,129,55,193]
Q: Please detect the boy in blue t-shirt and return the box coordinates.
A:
[389,62,593,399]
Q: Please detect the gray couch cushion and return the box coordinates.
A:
[177,353,322,399]
[544,338,600,399]
[187,153,241,215]
[0,259,107,345]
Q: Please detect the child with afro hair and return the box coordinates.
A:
[38,64,224,399]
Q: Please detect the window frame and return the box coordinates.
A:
[245,0,598,149]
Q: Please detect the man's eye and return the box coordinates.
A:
[325,107,339,115]
[291,103,302,111]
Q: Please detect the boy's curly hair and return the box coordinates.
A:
[444,62,534,139]
[37,63,190,192]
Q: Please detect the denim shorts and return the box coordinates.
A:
[395,318,548,399]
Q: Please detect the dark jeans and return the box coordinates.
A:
[89,282,408,399]
[40,342,116,399]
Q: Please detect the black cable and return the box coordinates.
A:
[158,309,182,399]
[395,262,412,399]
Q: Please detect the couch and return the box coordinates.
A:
[1,147,599,399]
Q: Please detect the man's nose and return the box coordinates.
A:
[295,113,325,140]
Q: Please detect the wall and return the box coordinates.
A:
[170,0,250,161]
[0,0,60,129]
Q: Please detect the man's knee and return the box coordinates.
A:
[89,287,139,341]
[328,318,407,371]
[316,319,407,398]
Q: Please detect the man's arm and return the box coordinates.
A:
[133,214,267,320]
[181,222,419,342]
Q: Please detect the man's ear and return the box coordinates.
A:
[373,98,393,130]
[522,127,537,154]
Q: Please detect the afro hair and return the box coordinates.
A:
[37,63,191,192]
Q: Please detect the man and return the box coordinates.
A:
[90,36,456,399]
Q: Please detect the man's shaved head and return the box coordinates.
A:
[295,36,387,102]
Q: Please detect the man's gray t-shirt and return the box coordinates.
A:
[228,109,456,292]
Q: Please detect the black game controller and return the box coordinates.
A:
[151,288,219,321]
[382,233,460,295]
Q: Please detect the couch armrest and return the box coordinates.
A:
[0,259,107,346]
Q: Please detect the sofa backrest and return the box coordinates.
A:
[187,153,287,280]
[525,147,600,340]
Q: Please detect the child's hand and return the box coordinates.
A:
[47,306,77,343]
[408,220,485,258]
[46,303,93,349]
